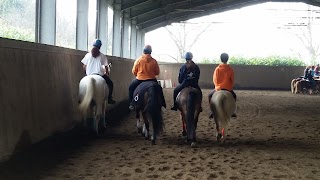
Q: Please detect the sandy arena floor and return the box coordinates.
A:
[0,89,319,180]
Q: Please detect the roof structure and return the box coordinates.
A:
[119,0,320,32]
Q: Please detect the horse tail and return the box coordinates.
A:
[215,93,230,129]
[291,79,296,93]
[147,86,164,135]
[79,77,94,116]
[186,91,196,138]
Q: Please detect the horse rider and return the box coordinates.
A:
[314,64,320,76]
[128,45,165,110]
[81,39,116,104]
[171,52,202,111]
[208,53,237,118]
[303,66,311,79]
[306,66,316,88]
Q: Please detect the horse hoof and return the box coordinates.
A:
[191,142,197,148]
[151,140,156,145]
[216,134,223,142]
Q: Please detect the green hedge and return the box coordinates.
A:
[200,55,305,66]
[0,23,34,42]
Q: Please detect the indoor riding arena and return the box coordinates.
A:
[1,38,320,180]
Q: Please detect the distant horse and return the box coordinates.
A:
[79,74,108,136]
[176,87,202,147]
[135,81,165,145]
[291,77,302,94]
[210,90,236,143]
[295,79,320,95]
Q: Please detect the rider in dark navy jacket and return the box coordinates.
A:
[171,52,202,111]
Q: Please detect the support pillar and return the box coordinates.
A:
[121,12,130,58]
[97,0,109,54]
[76,0,89,51]
[37,0,56,45]
[112,1,121,57]
[130,19,137,59]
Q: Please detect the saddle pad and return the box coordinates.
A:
[133,81,165,108]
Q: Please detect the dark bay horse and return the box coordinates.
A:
[135,82,165,145]
[176,87,202,147]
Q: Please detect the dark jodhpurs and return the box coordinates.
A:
[129,79,158,103]
[101,74,114,100]
[173,82,202,104]
[208,89,237,102]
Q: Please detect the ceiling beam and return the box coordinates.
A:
[130,2,163,18]
[121,0,153,11]
[139,0,265,31]
[133,0,320,32]
[129,0,193,19]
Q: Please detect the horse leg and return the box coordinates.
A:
[136,109,143,134]
[142,112,149,139]
[190,113,200,148]
[95,101,105,136]
[291,79,296,93]
[214,118,223,142]
[92,105,99,136]
[86,103,97,136]
[100,100,107,128]
[181,112,187,137]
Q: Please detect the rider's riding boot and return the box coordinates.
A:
[108,98,116,104]
[129,104,135,111]
[171,104,178,111]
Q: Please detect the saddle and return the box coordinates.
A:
[132,81,166,108]
[176,86,200,102]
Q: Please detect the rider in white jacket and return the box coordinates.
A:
[81,39,116,104]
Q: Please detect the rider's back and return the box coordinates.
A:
[213,64,234,91]
[132,54,159,80]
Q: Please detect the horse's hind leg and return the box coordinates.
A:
[181,112,187,137]
[214,119,223,142]
[190,114,200,147]
[142,112,149,139]
[291,79,296,93]
[136,109,143,134]
[100,100,107,128]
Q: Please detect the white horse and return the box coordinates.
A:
[210,90,236,143]
[79,74,108,136]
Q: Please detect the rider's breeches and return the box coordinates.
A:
[102,74,113,99]
[173,83,202,103]
[208,89,237,102]
[128,79,157,102]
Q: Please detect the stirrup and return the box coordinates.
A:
[129,104,135,111]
